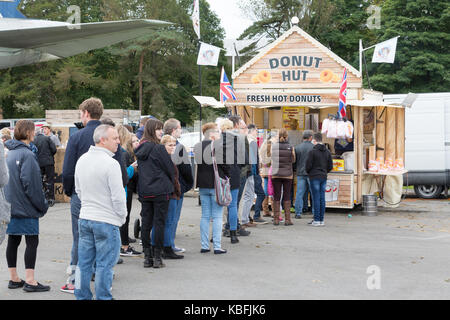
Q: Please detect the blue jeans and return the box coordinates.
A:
[151,197,183,248]
[295,176,310,216]
[253,175,266,219]
[199,189,223,250]
[69,193,81,284]
[75,219,120,300]
[227,189,239,231]
[310,178,327,222]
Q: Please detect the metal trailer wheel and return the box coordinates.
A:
[414,185,443,199]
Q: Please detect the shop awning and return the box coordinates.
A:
[193,96,225,108]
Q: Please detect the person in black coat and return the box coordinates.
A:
[135,119,175,269]
[4,120,49,292]
[33,129,57,205]
[305,132,333,226]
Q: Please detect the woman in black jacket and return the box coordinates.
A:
[135,119,175,268]
[194,123,228,254]
[4,120,49,292]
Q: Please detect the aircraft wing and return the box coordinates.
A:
[0,19,172,58]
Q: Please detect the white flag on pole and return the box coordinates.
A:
[197,42,221,66]
[192,0,200,39]
[372,37,398,63]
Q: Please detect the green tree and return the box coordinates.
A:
[367,0,450,93]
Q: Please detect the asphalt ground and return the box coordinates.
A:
[0,194,449,300]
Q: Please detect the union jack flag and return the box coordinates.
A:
[220,67,237,103]
[338,68,347,118]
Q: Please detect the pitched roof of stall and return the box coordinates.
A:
[232,25,361,79]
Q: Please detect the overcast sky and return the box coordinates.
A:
[206,0,254,39]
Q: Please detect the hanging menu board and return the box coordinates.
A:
[282,107,305,130]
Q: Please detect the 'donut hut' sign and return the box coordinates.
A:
[227,25,362,107]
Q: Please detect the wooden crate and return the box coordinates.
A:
[54,148,71,203]
[326,173,354,209]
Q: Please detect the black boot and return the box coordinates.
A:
[230,230,239,244]
[153,247,166,268]
[163,247,184,260]
[143,247,153,268]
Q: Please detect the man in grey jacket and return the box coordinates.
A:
[294,130,314,219]
[74,125,127,300]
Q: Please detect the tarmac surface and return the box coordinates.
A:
[0,194,449,300]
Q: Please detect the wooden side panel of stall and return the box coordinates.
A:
[375,107,405,168]
[54,148,71,203]
[353,106,364,205]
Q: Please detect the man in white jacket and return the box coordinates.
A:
[74,125,127,300]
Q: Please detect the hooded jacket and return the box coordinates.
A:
[33,132,57,167]
[305,143,333,180]
[4,140,48,219]
[135,140,175,199]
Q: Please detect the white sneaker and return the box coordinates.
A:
[173,247,185,253]
[309,221,321,227]
[320,221,325,226]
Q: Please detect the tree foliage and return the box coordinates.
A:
[0,0,227,124]
[367,0,450,93]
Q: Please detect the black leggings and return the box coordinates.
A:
[120,190,134,246]
[6,235,39,269]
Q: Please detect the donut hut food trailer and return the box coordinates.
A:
[226,25,407,209]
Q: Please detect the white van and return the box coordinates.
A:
[384,92,450,198]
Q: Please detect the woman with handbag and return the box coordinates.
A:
[135,119,175,268]
[194,123,228,254]
[4,120,49,292]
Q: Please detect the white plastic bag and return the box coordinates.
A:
[336,120,347,139]
[321,118,329,134]
[326,120,337,139]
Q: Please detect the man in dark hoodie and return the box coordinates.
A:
[305,132,333,227]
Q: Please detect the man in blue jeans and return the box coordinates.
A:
[294,130,314,219]
[74,125,127,300]
[305,132,333,226]
[61,98,128,293]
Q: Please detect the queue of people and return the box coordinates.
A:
[0,97,333,300]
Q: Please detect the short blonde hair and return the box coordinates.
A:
[0,128,12,141]
[161,134,176,145]
[219,119,233,132]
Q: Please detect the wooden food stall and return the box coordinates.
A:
[46,109,141,203]
[226,25,406,209]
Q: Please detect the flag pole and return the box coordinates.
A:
[198,40,202,141]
